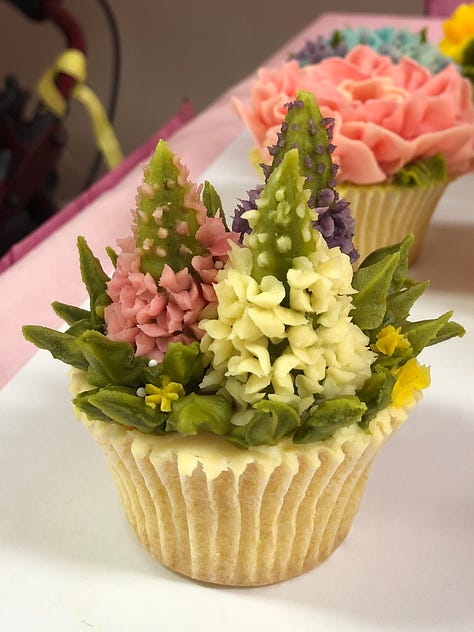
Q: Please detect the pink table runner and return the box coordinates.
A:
[0,13,444,388]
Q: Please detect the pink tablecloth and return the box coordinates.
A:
[0,12,444,388]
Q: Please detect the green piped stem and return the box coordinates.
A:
[267,90,335,206]
[244,148,318,282]
[135,139,205,280]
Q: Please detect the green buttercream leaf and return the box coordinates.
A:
[166,393,232,436]
[73,388,113,422]
[66,319,102,337]
[426,320,466,346]
[52,301,91,325]
[77,330,148,387]
[357,365,396,429]
[147,341,204,390]
[402,311,461,356]
[84,386,167,433]
[383,281,430,328]
[22,325,88,371]
[228,400,301,448]
[77,236,110,323]
[461,38,474,68]
[351,252,400,330]
[203,180,229,227]
[105,246,118,268]
[371,351,411,370]
[461,64,474,81]
[393,154,447,186]
[330,29,343,46]
[357,234,413,294]
[293,396,367,443]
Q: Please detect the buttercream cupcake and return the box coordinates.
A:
[23,92,464,586]
[234,45,474,263]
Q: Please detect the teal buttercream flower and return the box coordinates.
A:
[290,26,450,74]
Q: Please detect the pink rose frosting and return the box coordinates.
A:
[104,148,239,361]
[104,229,235,362]
[234,45,474,184]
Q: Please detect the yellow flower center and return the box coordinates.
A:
[144,376,184,412]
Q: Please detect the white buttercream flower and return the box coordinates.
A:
[200,232,375,414]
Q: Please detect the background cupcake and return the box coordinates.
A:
[289,25,451,73]
[234,45,474,262]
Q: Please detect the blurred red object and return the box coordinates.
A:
[0,0,86,257]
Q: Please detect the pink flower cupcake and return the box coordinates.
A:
[234,45,474,262]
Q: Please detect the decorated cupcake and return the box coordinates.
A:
[234,45,474,262]
[23,92,464,586]
[290,25,451,74]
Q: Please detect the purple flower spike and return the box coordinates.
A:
[317,188,336,206]
[232,185,264,240]
[314,194,359,263]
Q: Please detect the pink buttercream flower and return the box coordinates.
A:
[104,139,239,362]
[104,229,237,363]
[234,45,474,184]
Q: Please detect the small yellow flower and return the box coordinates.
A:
[391,359,431,408]
[144,376,184,412]
[374,325,411,357]
[440,3,474,63]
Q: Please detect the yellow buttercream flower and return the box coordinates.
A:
[200,240,375,413]
[374,325,411,357]
[144,377,184,412]
[391,359,431,408]
[440,3,474,63]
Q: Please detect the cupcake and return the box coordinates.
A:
[233,45,474,263]
[23,92,464,586]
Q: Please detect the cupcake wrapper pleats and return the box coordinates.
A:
[339,180,448,265]
[80,402,410,586]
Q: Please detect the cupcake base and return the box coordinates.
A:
[72,372,412,586]
[338,180,448,265]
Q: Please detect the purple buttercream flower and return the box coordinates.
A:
[233,97,359,263]
[314,195,359,263]
[288,34,349,66]
[232,184,358,263]
[232,185,264,240]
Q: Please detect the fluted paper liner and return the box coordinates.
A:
[72,374,412,586]
[338,180,448,265]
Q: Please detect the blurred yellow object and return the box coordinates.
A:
[440,3,474,63]
[37,49,123,170]
[391,359,431,408]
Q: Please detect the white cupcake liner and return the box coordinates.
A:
[338,180,448,265]
[72,373,413,586]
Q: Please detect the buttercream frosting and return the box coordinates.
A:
[234,46,474,184]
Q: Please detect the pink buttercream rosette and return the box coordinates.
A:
[234,45,474,185]
[104,200,237,362]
